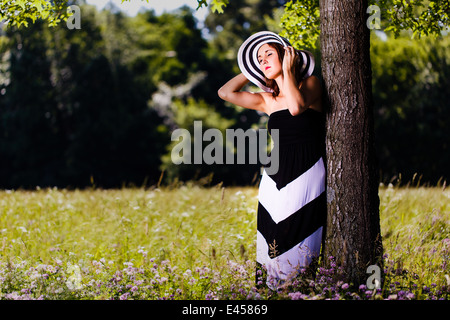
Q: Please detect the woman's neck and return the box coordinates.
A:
[274,74,286,96]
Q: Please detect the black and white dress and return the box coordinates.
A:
[257,108,326,289]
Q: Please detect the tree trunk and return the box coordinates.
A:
[319,0,383,284]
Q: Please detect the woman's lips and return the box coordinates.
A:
[265,66,271,71]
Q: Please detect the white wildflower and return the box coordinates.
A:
[17,226,27,233]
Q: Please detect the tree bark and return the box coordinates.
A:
[319,0,383,284]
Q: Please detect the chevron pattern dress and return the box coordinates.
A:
[257,108,327,289]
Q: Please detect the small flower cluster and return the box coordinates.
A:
[0,259,77,300]
[0,255,257,300]
[0,254,448,300]
[261,256,450,300]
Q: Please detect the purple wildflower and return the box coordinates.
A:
[119,292,130,300]
[289,292,306,300]
[406,292,415,299]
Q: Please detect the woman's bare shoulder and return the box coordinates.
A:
[258,91,275,115]
[303,75,323,113]
[303,75,322,88]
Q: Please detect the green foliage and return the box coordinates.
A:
[0,1,146,28]
[280,0,320,50]
[381,0,450,38]
[371,33,450,184]
[159,96,236,183]
[210,0,230,14]
[0,0,71,27]
[3,0,449,52]
[198,0,449,50]
[127,7,208,87]
[203,0,287,62]
[277,0,448,50]
[0,3,268,188]
[0,4,216,188]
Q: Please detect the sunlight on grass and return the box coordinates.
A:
[379,184,450,299]
[0,183,448,300]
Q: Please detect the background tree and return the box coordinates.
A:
[0,4,207,188]
[319,0,383,283]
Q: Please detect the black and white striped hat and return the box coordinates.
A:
[237,31,315,92]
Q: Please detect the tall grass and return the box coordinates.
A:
[0,182,448,300]
[378,184,450,299]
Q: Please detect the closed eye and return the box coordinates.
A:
[258,53,272,65]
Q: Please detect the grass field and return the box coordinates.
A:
[0,183,449,300]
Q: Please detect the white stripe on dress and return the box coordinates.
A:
[258,157,326,224]
[257,227,323,283]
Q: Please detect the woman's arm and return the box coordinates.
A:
[218,73,268,113]
[282,47,322,115]
[283,75,322,116]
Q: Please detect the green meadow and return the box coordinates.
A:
[0,183,449,300]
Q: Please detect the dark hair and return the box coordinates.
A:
[265,42,304,98]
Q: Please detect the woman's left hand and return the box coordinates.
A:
[282,46,296,75]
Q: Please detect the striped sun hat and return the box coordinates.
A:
[237,31,315,92]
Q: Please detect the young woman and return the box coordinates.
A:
[218,31,327,289]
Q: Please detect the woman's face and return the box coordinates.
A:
[257,43,282,79]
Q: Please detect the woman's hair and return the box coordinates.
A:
[265,42,303,98]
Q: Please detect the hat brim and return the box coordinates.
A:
[237,31,315,92]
